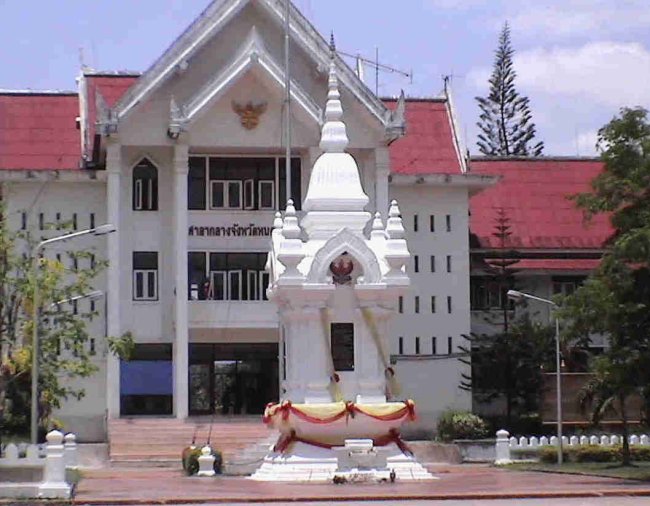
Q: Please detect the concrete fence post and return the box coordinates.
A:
[495,430,511,465]
[64,433,78,469]
[38,430,71,499]
[197,445,216,477]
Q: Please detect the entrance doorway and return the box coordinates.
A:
[189,343,278,416]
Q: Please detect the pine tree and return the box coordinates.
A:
[476,22,544,157]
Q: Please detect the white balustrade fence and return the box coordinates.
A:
[0,430,77,500]
[495,430,650,465]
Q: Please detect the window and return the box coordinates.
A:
[470,277,512,310]
[258,181,275,210]
[39,213,44,230]
[89,338,96,356]
[447,296,452,314]
[414,255,419,273]
[133,159,158,211]
[414,214,419,232]
[188,157,301,211]
[415,296,420,314]
[552,276,586,296]
[431,296,436,313]
[331,323,354,371]
[72,300,78,316]
[133,252,158,301]
[188,252,269,301]
[430,215,435,232]
[430,255,436,273]
[72,213,78,231]
[432,337,437,355]
[90,213,95,229]
[56,212,61,230]
[398,337,404,355]
[90,254,96,270]
[446,214,451,232]
[398,296,403,314]
[90,299,96,312]
[72,256,78,271]
[210,180,242,209]
[448,336,453,355]
[447,255,452,273]
[415,337,420,355]
[21,212,27,230]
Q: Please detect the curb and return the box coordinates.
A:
[65,489,650,505]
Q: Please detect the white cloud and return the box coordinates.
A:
[468,41,650,108]
[576,130,599,156]
[509,0,650,38]
[514,42,650,108]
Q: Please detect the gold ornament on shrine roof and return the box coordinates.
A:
[232,101,268,130]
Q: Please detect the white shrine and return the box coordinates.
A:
[252,40,432,482]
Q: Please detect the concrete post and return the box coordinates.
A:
[63,433,77,469]
[494,430,511,465]
[374,148,390,215]
[38,430,71,499]
[106,141,122,418]
[173,144,189,419]
[197,445,216,477]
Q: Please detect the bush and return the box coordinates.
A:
[182,446,223,475]
[539,445,650,464]
[437,410,489,442]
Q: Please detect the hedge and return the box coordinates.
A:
[539,445,650,463]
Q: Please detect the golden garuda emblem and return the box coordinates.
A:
[232,101,268,130]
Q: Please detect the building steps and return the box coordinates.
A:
[108,417,275,473]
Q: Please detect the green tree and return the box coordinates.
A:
[0,212,133,442]
[476,22,544,156]
[460,318,555,428]
[560,107,650,466]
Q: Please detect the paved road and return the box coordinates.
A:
[196,500,648,505]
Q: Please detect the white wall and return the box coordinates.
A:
[4,179,108,441]
[388,183,473,434]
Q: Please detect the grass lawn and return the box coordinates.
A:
[506,461,650,481]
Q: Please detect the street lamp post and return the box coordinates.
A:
[507,289,563,466]
[31,224,115,444]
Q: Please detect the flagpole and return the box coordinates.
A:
[284,0,292,205]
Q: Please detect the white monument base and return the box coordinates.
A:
[250,442,435,482]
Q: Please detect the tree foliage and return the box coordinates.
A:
[476,22,544,157]
[560,107,650,466]
[459,318,555,426]
[0,212,133,440]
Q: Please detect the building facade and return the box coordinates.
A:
[0,0,610,441]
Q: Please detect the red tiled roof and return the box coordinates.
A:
[0,93,80,170]
[469,158,614,250]
[384,99,462,175]
[84,74,139,148]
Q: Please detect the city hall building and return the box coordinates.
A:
[0,0,610,442]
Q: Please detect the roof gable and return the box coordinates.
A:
[110,0,397,135]
[385,98,463,175]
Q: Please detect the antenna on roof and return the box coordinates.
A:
[337,48,412,95]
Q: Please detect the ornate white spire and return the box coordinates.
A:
[301,33,370,238]
[319,33,349,153]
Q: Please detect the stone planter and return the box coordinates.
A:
[453,438,496,463]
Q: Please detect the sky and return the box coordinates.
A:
[1,0,648,156]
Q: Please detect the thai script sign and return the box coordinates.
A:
[188,223,273,238]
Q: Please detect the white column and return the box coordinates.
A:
[173,144,189,419]
[106,142,121,418]
[375,147,390,215]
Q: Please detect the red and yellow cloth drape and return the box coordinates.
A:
[263,400,416,426]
